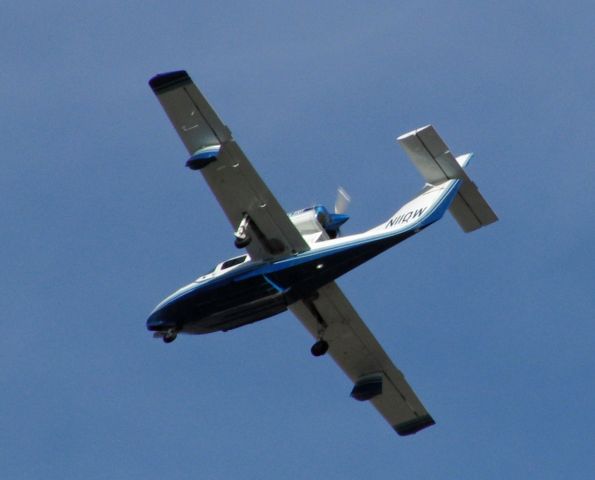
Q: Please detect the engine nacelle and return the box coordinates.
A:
[288,205,349,243]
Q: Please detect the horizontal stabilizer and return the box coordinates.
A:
[398,125,498,232]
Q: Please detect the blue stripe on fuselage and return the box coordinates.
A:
[148,179,461,331]
[237,178,461,283]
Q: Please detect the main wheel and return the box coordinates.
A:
[234,235,251,249]
[311,339,329,357]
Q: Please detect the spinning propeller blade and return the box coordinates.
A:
[334,187,351,215]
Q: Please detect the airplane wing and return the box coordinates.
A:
[289,281,435,436]
[149,71,309,260]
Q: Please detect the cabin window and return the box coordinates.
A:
[220,255,248,270]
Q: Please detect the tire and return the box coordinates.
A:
[311,340,329,357]
[234,236,251,249]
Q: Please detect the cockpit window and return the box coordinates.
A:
[220,255,248,270]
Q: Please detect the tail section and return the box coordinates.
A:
[367,178,461,235]
[398,125,498,233]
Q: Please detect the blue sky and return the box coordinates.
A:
[2,1,594,478]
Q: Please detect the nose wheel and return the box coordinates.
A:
[311,339,329,357]
[162,329,178,344]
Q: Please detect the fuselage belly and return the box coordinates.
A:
[147,228,415,335]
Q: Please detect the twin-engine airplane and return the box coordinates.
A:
[146,70,498,436]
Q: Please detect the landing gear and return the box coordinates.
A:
[162,329,178,344]
[311,339,329,357]
[303,298,329,357]
[234,213,251,249]
[234,235,251,249]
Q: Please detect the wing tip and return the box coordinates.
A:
[149,70,191,94]
[394,415,435,436]
[396,124,433,142]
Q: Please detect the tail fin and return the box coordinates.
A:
[398,125,498,233]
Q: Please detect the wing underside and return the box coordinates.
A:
[290,282,434,436]
[149,71,309,260]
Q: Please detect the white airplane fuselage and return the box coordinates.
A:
[147,223,419,336]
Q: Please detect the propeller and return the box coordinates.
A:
[324,187,351,238]
[334,187,351,215]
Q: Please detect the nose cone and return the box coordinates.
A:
[146,308,177,332]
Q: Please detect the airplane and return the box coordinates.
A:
[146,70,498,436]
